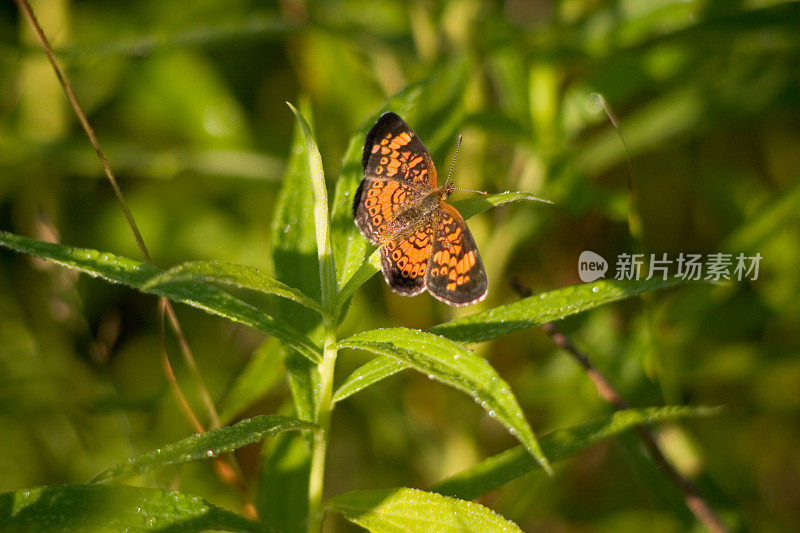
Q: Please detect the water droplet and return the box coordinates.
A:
[206,450,215,457]
[453,353,460,360]
[282,225,291,233]
[592,286,599,293]
[509,428,517,436]
[488,410,496,418]
[343,191,350,197]
[427,374,434,380]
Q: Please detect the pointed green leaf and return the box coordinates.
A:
[0,231,320,362]
[337,250,382,307]
[144,260,322,313]
[430,278,686,343]
[0,484,272,532]
[334,278,685,402]
[433,406,720,500]
[338,328,552,475]
[336,191,548,306]
[264,103,320,529]
[331,82,427,291]
[218,338,286,424]
[450,191,553,220]
[326,487,522,533]
[270,100,322,415]
[92,415,315,483]
[332,356,409,403]
[431,278,683,342]
[287,102,336,317]
[257,431,311,533]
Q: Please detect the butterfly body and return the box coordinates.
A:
[352,112,487,306]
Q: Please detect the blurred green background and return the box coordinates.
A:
[1,0,799,531]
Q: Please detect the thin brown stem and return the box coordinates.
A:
[159,300,252,514]
[163,303,222,429]
[14,0,151,264]
[16,0,250,510]
[510,278,730,533]
[159,300,205,434]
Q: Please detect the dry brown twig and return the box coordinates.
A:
[509,278,730,533]
[15,0,253,515]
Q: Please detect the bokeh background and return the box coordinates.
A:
[1,0,799,531]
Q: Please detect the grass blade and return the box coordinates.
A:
[430,277,686,343]
[0,484,273,532]
[287,102,336,317]
[334,278,685,402]
[332,356,409,403]
[0,231,320,361]
[144,260,322,313]
[92,415,315,483]
[218,338,285,424]
[326,487,522,533]
[433,406,720,500]
[338,328,552,474]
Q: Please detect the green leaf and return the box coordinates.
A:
[0,231,320,362]
[287,102,336,317]
[334,278,684,402]
[338,328,552,475]
[430,278,686,343]
[332,356,409,403]
[0,484,272,532]
[337,249,382,307]
[257,431,311,533]
[336,191,547,306]
[331,81,427,291]
[218,338,285,424]
[326,487,522,533]
[264,103,320,530]
[144,260,323,313]
[450,191,553,220]
[270,99,322,416]
[92,415,315,483]
[433,406,720,500]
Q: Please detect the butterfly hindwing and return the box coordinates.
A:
[425,203,487,306]
[379,225,434,296]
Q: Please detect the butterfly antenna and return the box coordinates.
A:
[444,134,463,190]
[444,134,487,195]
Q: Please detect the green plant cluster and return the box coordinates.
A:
[1,1,799,531]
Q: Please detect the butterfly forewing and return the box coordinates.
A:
[360,112,437,187]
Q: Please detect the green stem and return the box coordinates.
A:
[307,320,337,533]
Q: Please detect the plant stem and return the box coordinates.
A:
[307,320,338,533]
